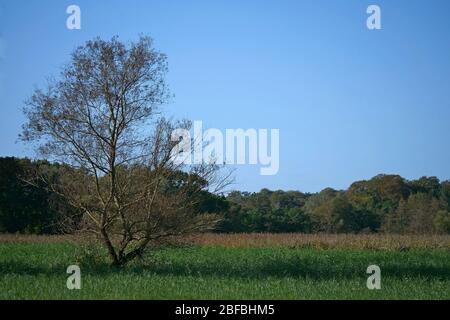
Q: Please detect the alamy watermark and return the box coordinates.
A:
[66,5,81,30]
[366,265,381,290]
[367,5,381,30]
[65,4,381,31]
[66,265,81,290]
[171,121,280,176]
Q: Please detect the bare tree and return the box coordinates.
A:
[21,36,229,266]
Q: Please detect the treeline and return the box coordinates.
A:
[0,157,226,234]
[1,157,450,234]
[219,175,450,234]
[0,157,75,234]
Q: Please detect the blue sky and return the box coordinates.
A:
[1,0,450,192]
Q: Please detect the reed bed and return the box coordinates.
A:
[185,233,450,251]
[2,233,449,251]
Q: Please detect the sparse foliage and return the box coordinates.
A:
[21,36,228,266]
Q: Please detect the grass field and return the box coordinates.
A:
[0,234,449,299]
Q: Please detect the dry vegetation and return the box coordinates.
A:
[1,233,450,251]
[185,233,450,251]
[0,234,89,244]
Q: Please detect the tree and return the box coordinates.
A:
[347,175,410,232]
[433,210,450,234]
[394,193,440,234]
[303,188,339,232]
[410,176,441,198]
[440,180,450,208]
[21,36,228,266]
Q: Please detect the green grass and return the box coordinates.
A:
[0,243,449,299]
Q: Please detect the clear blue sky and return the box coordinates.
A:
[1,0,450,192]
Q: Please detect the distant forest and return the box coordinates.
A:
[1,157,449,234]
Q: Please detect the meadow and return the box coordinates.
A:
[0,234,449,299]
